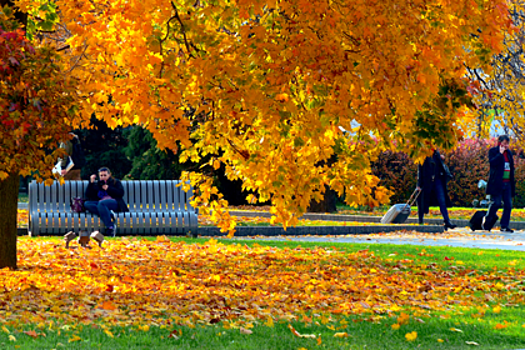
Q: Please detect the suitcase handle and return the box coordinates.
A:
[401,188,422,213]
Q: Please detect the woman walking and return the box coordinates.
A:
[417,149,456,230]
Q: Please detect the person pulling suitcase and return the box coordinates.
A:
[484,135,515,232]
[417,149,456,230]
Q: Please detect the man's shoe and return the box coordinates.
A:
[110,210,116,221]
[106,226,117,237]
[444,222,457,230]
[501,227,514,233]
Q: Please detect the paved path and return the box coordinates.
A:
[238,227,525,251]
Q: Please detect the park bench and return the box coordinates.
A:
[28,180,198,236]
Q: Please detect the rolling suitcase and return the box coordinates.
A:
[469,210,498,231]
[380,188,421,224]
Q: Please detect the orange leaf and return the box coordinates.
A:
[23,330,39,339]
[98,301,117,311]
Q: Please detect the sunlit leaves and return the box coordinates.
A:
[1,237,524,336]
[13,0,511,229]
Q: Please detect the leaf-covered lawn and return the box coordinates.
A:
[1,237,524,349]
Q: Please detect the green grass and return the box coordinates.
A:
[233,220,386,227]
[18,193,28,203]
[6,237,524,349]
[1,304,524,349]
[171,237,525,271]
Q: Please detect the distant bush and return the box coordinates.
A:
[371,138,525,208]
[371,150,417,204]
[446,138,493,207]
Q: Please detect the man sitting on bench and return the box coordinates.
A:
[84,167,129,237]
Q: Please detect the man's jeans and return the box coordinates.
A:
[418,179,451,224]
[486,182,513,228]
[84,199,118,228]
[433,179,451,224]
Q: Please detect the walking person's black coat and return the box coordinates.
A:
[417,150,452,216]
[486,146,515,198]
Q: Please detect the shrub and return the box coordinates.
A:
[446,138,493,207]
[372,138,525,208]
[371,150,417,204]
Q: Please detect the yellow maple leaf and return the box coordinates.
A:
[333,332,349,338]
[68,335,81,342]
[405,331,417,342]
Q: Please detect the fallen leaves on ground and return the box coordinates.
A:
[17,209,28,227]
[1,237,524,332]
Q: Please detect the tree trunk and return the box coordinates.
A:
[308,185,337,213]
[0,173,19,269]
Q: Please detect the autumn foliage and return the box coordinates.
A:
[1,237,524,333]
[0,10,80,181]
[9,0,511,232]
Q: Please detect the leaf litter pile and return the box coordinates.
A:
[1,237,524,334]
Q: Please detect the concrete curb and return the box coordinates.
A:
[197,224,444,237]
[18,224,445,237]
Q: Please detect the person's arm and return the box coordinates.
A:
[417,163,423,188]
[488,147,504,167]
[59,141,73,168]
[85,175,99,200]
[106,179,125,199]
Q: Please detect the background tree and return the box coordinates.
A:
[0,8,81,269]
[123,126,185,181]
[79,116,132,180]
[466,0,525,139]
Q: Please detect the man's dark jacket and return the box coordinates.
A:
[486,146,515,197]
[85,178,129,212]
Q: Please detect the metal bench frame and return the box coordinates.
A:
[28,180,198,236]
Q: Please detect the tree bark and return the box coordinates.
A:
[0,173,19,269]
[308,185,337,213]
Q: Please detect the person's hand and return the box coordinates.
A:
[102,184,108,190]
[61,169,67,175]
[440,154,445,160]
[500,144,506,154]
[416,186,421,191]
[90,174,97,183]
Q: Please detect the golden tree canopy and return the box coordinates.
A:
[15,0,511,230]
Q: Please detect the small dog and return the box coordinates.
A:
[64,230,104,248]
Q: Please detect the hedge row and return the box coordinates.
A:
[371,138,525,208]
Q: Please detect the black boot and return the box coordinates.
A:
[444,222,457,230]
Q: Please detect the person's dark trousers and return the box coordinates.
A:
[84,199,118,228]
[486,182,513,228]
[433,178,451,225]
[417,194,425,224]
